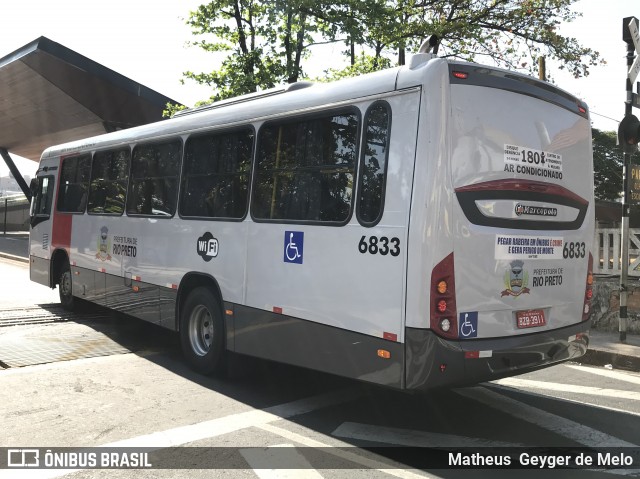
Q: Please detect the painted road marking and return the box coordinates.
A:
[566,364,640,386]
[240,444,324,479]
[259,423,433,479]
[102,388,360,448]
[489,382,640,419]
[493,377,640,401]
[455,386,637,447]
[332,422,522,448]
[10,388,360,479]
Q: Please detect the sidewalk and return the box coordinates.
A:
[582,329,640,372]
[0,233,638,372]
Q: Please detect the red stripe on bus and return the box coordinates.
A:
[51,212,72,251]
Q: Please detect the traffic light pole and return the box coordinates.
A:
[620,19,638,342]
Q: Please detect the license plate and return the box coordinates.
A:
[516,309,546,329]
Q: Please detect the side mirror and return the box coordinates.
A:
[29,178,37,199]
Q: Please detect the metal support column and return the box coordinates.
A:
[0,147,31,202]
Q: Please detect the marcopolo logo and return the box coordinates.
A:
[196,232,219,262]
[515,203,558,217]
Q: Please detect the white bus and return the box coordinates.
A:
[28,53,594,390]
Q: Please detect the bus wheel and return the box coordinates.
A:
[59,261,75,311]
[180,287,225,375]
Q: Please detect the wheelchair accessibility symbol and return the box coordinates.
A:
[284,231,304,264]
[459,312,478,338]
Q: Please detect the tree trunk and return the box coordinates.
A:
[290,11,307,83]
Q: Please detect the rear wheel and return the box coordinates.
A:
[180,287,226,375]
[58,261,75,311]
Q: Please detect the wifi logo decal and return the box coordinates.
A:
[196,232,219,262]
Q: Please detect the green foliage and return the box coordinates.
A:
[179,0,603,104]
[180,0,326,104]
[319,53,392,82]
[591,128,640,202]
[163,102,188,118]
[324,0,603,79]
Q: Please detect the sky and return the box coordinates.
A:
[0,0,638,178]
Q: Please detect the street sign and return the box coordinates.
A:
[630,17,640,52]
[634,92,640,109]
[630,55,640,85]
[629,18,640,85]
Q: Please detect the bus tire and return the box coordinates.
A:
[59,261,75,311]
[180,287,226,375]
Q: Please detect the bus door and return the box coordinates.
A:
[29,172,55,286]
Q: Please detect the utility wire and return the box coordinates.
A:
[590,110,621,125]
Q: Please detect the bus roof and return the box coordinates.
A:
[40,57,589,160]
[41,65,403,159]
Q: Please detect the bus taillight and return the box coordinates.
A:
[582,253,594,321]
[431,253,458,339]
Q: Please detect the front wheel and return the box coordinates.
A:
[180,287,226,375]
[59,261,75,311]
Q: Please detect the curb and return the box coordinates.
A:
[0,252,29,264]
[580,348,640,373]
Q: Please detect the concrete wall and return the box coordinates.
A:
[0,197,29,232]
[592,276,640,334]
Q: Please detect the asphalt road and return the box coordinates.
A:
[0,232,28,260]
[1,258,640,479]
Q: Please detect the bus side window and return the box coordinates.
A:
[57,155,91,213]
[252,110,359,223]
[180,128,253,219]
[357,101,391,226]
[127,140,182,217]
[88,148,130,215]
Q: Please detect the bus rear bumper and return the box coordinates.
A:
[405,320,590,391]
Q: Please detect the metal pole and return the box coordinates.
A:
[0,147,31,202]
[3,198,7,235]
[620,24,636,343]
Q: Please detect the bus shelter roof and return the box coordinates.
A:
[0,36,180,161]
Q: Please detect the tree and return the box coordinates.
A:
[591,128,640,202]
[179,1,329,102]
[329,0,602,78]
[174,0,602,110]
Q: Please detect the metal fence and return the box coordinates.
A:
[594,227,640,277]
[0,195,29,233]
